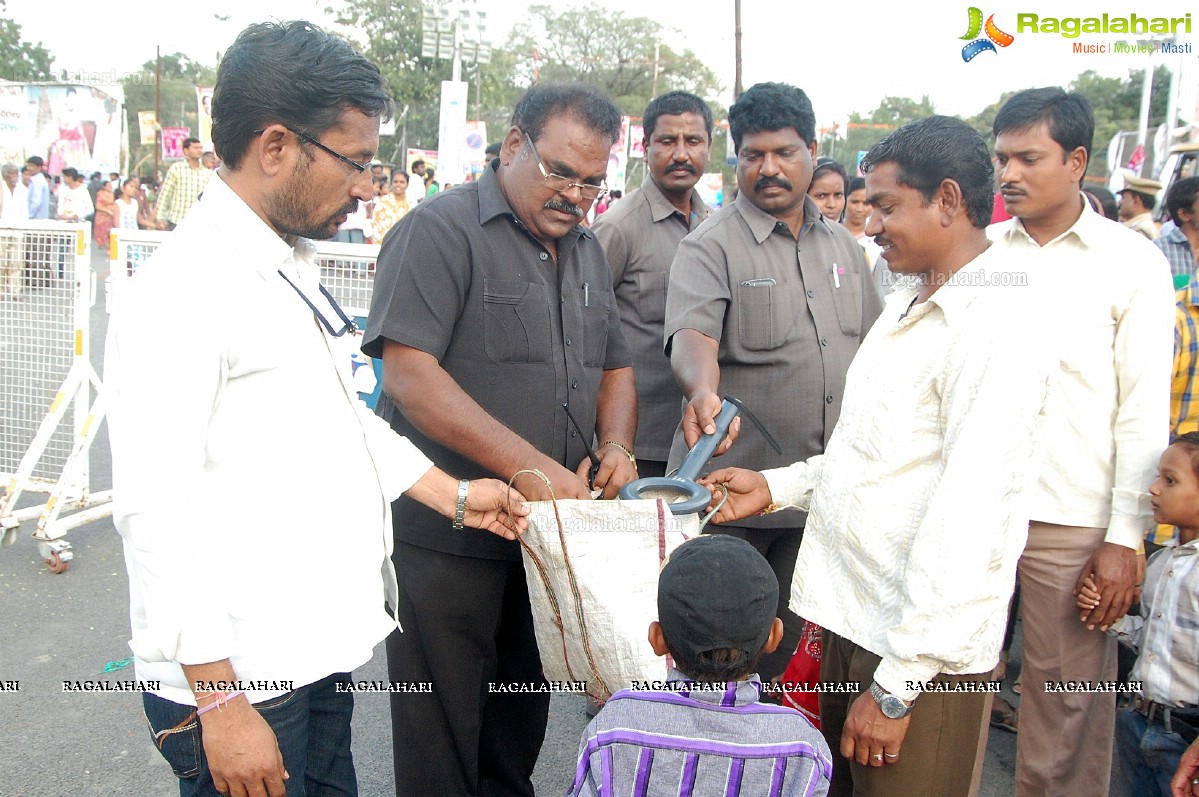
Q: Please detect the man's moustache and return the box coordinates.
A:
[754,177,792,192]
[544,198,584,217]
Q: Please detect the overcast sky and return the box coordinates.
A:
[9,0,1197,128]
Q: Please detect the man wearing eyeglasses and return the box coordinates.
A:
[106,21,528,797]
[664,82,883,683]
[362,83,638,796]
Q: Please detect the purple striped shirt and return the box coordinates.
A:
[569,669,832,797]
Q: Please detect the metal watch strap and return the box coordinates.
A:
[452,479,468,530]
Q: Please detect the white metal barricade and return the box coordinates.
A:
[107,231,379,315]
[0,221,105,572]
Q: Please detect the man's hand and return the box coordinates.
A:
[1171,736,1199,796]
[1075,542,1138,631]
[463,479,529,540]
[699,467,772,523]
[680,390,740,454]
[579,448,638,500]
[841,692,911,768]
[198,698,288,797]
[513,463,593,502]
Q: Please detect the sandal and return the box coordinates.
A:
[990,696,1018,733]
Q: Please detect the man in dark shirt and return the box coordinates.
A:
[363,82,638,797]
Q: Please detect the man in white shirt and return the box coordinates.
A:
[703,116,1051,797]
[989,87,1174,797]
[1,162,29,299]
[55,167,93,221]
[106,21,527,797]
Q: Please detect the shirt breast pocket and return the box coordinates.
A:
[582,293,611,367]
[634,271,668,325]
[483,279,553,363]
[831,270,864,336]
[737,281,790,351]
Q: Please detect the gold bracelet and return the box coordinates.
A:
[600,440,636,466]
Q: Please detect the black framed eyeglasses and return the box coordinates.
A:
[277,270,358,337]
[522,132,607,200]
[254,126,370,174]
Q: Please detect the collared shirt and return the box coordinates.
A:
[591,177,709,461]
[1174,273,1199,439]
[1158,220,1197,279]
[988,201,1174,548]
[1124,210,1159,241]
[570,668,832,797]
[371,193,409,242]
[26,172,48,218]
[155,160,211,225]
[1,181,29,221]
[763,246,1052,700]
[106,174,432,706]
[1110,540,1199,707]
[363,162,631,561]
[664,193,883,528]
[56,184,92,220]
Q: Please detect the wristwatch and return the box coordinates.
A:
[869,682,914,719]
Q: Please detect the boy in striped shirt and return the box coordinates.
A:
[569,535,833,796]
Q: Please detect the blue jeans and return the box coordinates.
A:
[142,673,357,797]
[1114,706,1190,797]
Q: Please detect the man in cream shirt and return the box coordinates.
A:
[989,87,1173,797]
[705,116,1052,797]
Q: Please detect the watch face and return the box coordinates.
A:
[880,695,908,719]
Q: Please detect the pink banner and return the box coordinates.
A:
[161,127,190,159]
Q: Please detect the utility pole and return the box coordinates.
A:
[733,0,743,100]
[154,46,160,186]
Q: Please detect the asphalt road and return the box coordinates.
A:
[0,248,1022,796]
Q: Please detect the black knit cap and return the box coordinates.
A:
[657,535,778,661]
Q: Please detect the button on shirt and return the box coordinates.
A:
[664,193,883,528]
[989,201,1174,549]
[363,162,631,561]
[1110,540,1199,707]
[106,174,432,706]
[762,247,1052,700]
[591,177,709,461]
[570,668,832,797]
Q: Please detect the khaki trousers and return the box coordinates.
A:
[1015,522,1115,797]
[820,630,989,797]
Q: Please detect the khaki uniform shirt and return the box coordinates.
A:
[591,178,709,461]
[664,193,883,528]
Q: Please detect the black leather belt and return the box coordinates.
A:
[1133,696,1199,743]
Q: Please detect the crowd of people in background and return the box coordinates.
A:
[10,15,1199,797]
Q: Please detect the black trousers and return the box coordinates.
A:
[386,541,550,797]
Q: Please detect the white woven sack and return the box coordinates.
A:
[519,497,699,703]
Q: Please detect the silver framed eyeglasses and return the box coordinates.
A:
[522,132,607,200]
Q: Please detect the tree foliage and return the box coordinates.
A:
[506,4,722,117]
[0,1,54,81]
[821,96,938,169]
[327,0,522,159]
[121,53,218,180]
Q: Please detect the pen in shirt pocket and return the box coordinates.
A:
[741,278,776,287]
[582,282,589,307]
[831,262,844,289]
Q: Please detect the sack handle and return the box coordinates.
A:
[509,469,612,700]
